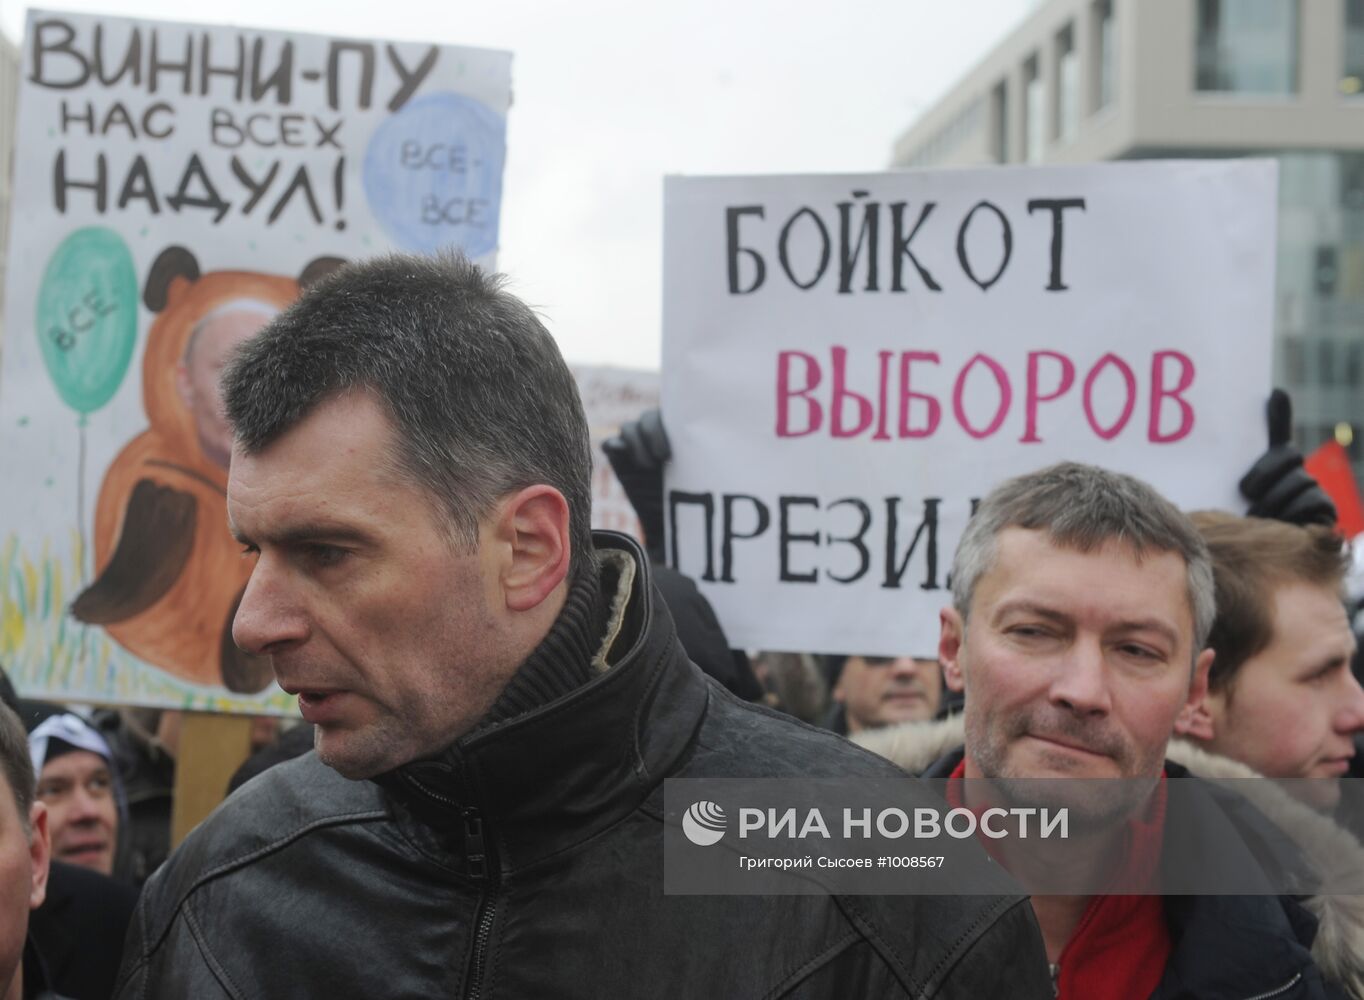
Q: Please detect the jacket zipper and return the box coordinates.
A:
[463,807,497,1000]
[402,775,499,1000]
[1240,973,1302,1000]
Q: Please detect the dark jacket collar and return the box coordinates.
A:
[22,934,62,1000]
[1153,760,1324,999]
[922,745,965,779]
[381,531,711,874]
[478,553,605,727]
[920,746,1325,998]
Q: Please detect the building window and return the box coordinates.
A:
[1345,0,1364,95]
[1316,246,1339,298]
[1276,153,1364,495]
[1283,336,1306,386]
[1024,55,1044,163]
[1343,155,1364,210]
[1093,0,1116,110]
[1319,340,1336,387]
[1055,24,1079,142]
[991,81,1009,163]
[1195,0,1299,95]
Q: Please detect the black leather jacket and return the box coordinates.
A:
[116,535,1049,999]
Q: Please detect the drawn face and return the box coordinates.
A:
[36,750,118,876]
[177,308,273,469]
[1202,581,1364,810]
[941,529,1210,784]
[834,655,943,732]
[228,391,524,779]
[0,780,46,1000]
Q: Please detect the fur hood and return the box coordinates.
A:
[855,718,1364,999]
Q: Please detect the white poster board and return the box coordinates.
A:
[663,161,1277,656]
[0,10,511,711]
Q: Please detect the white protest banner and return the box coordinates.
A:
[0,10,510,711]
[663,161,1276,656]
[571,364,660,539]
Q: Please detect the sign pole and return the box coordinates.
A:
[170,713,253,848]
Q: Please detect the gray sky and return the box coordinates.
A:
[5,1,1032,369]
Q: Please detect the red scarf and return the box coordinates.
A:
[948,760,1171,1000]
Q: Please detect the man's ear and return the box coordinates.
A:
[939,607,967,693]
[27,802,49,910]
[1187,648,1213,712]
[1175,650,1218,742]
[495,486,572,612]
[1174,702,1217,742]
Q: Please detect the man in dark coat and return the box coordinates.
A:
[818,654,944,736]
[0,673,136,998]
[116,253,1049,999]
[0,699,59,1000]
[30,862,136,1000]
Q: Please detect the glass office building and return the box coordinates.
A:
[892,0,1364,474]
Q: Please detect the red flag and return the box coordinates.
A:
[1305,440,1364,539]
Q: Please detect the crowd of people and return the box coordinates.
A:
[0,252,1362,998]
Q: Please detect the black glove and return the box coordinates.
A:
[1238,389,1336,527]
[602,409,670,557]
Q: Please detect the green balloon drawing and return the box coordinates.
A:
[36,228,138,414]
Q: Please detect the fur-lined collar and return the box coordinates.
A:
[592,548,635,672]
[855,718,1364,998]
[854,714,964,775]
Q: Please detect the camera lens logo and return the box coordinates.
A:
[682,801,727,846]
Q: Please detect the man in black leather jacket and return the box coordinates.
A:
[114,252,1049,999]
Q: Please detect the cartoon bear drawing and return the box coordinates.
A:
[70,247,343,692]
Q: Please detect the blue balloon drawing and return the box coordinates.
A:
[363,91,506,257]
[36,227,138,415]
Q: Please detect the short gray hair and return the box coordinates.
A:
[223,252,596,577]
[951,462,1215,654]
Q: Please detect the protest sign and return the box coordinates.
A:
[571,364,660,539]
[0,10,511,711]
[663,161,1277,656]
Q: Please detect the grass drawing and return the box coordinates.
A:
[1,531,294,714]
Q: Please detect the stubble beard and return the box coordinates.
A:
[313,720,408,780]
[965,705,1158,833]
